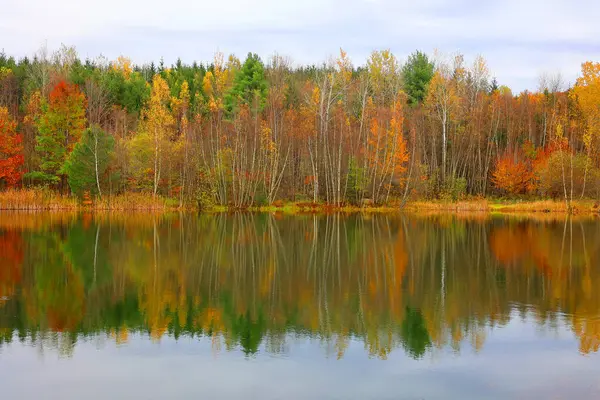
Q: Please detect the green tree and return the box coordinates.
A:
[346,156,367,205]
[63,125,115,198]
[101,57,150,114]
[402,51,434,106]
[400,306,431,359]
[27,81,87,188]
[224,53,268,117]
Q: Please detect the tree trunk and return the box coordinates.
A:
[94,129,102,198]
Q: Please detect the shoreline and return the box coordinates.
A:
[1,196,598,215]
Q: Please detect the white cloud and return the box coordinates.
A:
[2,0,599,91]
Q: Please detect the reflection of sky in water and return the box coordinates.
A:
[1,313,599,400]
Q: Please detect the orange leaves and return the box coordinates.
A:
[23,91,42,126]
[492,153,533,195]
[49,80,86,110]
[365,98,410,203]
[367,101,409,176]
[0,107,24,186]
[41,80,87,152]
[489,225,530,265]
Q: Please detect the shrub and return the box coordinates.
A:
[441,177,467,201]
[346,157,367,205]
[492,154,533,195]
[534,152,598,198]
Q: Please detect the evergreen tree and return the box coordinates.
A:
[402,51,434,106]
[489,77,499,94]
[224,53,268,117]
[400,306,432,359]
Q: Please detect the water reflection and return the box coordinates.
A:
[0,212,599,358]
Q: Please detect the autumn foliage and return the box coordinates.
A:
[0,230,23,299]
[44,80,87,152]
[491,153,533,195]
[0,107,24,186]
[1,47,600,205]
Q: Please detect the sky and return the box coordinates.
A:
[1,317,600,399]
[2,0,600,92]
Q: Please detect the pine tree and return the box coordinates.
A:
[402,51,434,106]
[224,53,268,117]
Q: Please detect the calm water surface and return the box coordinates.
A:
[0,212,599,399]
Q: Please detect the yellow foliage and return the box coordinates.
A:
[111,55,133,78]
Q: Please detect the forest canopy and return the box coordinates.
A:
[1,45,599,207]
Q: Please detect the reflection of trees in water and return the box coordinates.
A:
[0,213,599,358]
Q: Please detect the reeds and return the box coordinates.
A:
[93,193,168,211]
[490,199,598,214]
[407,199,490,212]
[0,188,78,210]
[0,189,171,211]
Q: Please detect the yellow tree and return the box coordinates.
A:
[426,69,459,185]
[571,61,600,198]
[133,75,174,197]
[365,50,406,204]
[170,80,190,204]
[111,55,133,77]
[201,53,236,204]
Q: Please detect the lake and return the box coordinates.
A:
[0,212,599,399]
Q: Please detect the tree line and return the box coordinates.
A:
[1,45,599,207]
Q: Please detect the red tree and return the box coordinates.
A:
[0,107,24,186]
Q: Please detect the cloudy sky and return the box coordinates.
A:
[2,0,599,91]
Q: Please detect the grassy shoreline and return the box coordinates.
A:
[406,199,599,214]
[1,189,598,214]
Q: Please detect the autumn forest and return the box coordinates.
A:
[1,46,600,208]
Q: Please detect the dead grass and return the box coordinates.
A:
[0,189,177,211]
[405,198,599,215]
[406,199,490,212]
[0,188,78,210]
[249,201,401,214]
[1,189,598,215]
[490,199,598,214]
[94,193,169,211]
